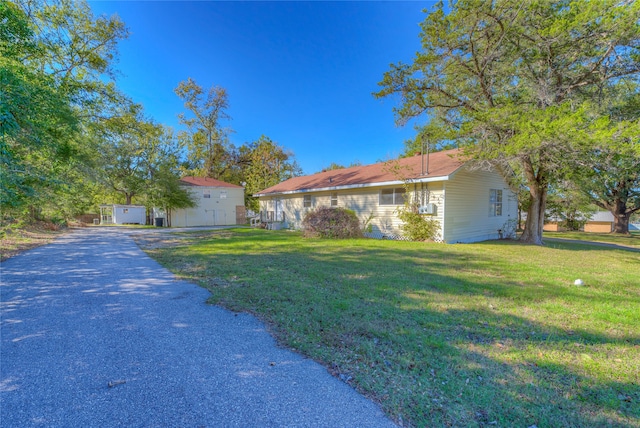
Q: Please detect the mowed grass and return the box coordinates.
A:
[544,231,640,249]
[141,229,640,427]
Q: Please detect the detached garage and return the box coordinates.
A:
[168,177,245,227]
[584,211,615,233]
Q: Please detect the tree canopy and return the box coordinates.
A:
[174,78,302,211]
[239,136,302,212]
[1,0,129,218]
[2,1,193,223]
[175,78,235,179]
[571,89,640,233]
[376,0,640,243]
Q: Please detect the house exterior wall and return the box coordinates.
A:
[259,187,398,235]
[170,186,244,227]
[257,167,514,243]
[584,222,613,233]
[112,205,146,225]
[583,211,614,233]
[543,222,566,232]
[403,182,445,241]
[442,168,517,243]
[259,182,446,240]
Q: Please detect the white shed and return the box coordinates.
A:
[100,204,146,225]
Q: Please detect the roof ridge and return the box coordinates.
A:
[255,148,464,196]
[179,176,243,188]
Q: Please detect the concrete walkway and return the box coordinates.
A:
[1,228,396,427]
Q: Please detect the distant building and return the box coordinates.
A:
[584,211,614,233]
[162,177,245,227]
[100,204,146,225]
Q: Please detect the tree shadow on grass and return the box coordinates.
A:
[543,237,640,253]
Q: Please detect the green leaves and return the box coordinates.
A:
[0,2,35,60]
[2,0,129,220]
[175,78,233,179]
[241,136,301,211]
[0,38,77,211]
[376,0,640,243]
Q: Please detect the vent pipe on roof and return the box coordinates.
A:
[421,139,429,175]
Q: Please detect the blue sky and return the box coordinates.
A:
[88,1,436,174]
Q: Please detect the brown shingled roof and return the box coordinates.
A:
[255,148,465,196]
[180,176,243,188]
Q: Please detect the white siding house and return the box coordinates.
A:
[167,177,245,227]
[255,149,517,243]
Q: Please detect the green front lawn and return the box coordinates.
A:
[139,229,640,427]
[544,231,640,249]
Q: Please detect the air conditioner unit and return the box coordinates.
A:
[418,203,437,215]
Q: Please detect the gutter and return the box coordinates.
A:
[254,175,452,198]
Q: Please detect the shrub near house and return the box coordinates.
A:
[302,207,363,239]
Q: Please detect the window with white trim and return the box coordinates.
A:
[489,189,503,216]
[303,194,311,208]
[330,192,338,207]
[203,190,211,199]
[379,188,406,205]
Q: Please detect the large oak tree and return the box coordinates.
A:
[573,90,640,234]
[375,0,640,244]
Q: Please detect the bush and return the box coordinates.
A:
[302,207,364,239]
[398,208,440,241]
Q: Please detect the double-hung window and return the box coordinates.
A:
[330,192,338,207]
[489,189,503,216]
[379,188,406,205]
[303,194,312,208]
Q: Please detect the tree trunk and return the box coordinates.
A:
[519,158,547,245]
[125,193,132,205]
[612,200,630,234]
[520,186,547,245]
[599,199,631,235]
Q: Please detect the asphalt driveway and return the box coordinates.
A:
[1,228,395,427]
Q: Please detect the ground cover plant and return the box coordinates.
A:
[137,229,640,427]
[0,221,64,261]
